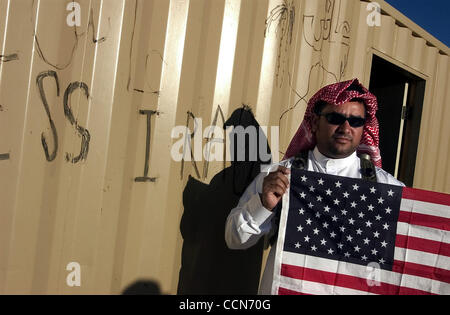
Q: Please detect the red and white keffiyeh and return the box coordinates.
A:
[283,78,382,168]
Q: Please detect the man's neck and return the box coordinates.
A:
[312,147,358,166]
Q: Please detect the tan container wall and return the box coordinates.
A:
[0,0,448,294]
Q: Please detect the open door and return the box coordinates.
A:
[369,54,426,187]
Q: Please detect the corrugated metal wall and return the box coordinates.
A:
[0,0,448,294]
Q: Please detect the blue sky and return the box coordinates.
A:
[385,0,450,47]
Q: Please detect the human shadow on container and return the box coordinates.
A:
[177,106,272,294]
[122,279,162,295]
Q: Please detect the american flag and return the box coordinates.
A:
[272,169,450,295]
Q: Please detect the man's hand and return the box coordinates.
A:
[260,166,290,211]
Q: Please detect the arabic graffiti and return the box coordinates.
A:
[275,0,352,154]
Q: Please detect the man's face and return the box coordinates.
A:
[312,101,366,159]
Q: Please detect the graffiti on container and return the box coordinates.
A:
[180,111,202,180]
[37,71,60,162]
[63,82,91,163]
[36,70,91,163]
[127,0,162,95]
[302,0,350,81]
[86,7,110,44]
[264,0,296,88]
[0,53,19,63]
[31,1,107,70]
[175,106,229,181]
[274,0,352,155]
[0,153,9,161]
[135,109,160,183]
[0,104,8,160]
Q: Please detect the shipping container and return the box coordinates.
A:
[0,0,448,294]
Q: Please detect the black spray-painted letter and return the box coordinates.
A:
[63,82,91,163]
[36,70,60,162]
[135,110,158,183]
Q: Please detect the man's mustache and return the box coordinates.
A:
[332,133,352,141]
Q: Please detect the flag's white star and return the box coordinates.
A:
[315,212,321,218]
[304,235,310,242]
[328,248,334,255]
[356,228,363,235]
[298,208,305,215]
[318,178,324,185]
[338,243,344,249]
[348,218,355,225]
[320,239,327,246]
[308,202,314,208]
[370,187,377,194]
[323,222,329,229]
[301,175,307,182]
[331,215,338,222]
[297,225,303,232]
[379,258,386,264]
[375,215,382,221]
[385,207,392,214]
[371,248,378,255]
[335,181,342,188]
[350,201,357,208]
[311,245,317,251]
[325,189,332,196]
[373,231,380,238]
[352,184,359,191]
[341,209,348,216]
[363,238,370,245]
[344,252,351,258]
[354,245,361,252]
[300,192,306,198]
[365,220,373,227]
[309,186,315,192]
[381,241,388,248]
[360,194,367,201]
[316,195,323,202]
[330,231,336,238]
[346,235,353,242]
[324,206,330,212]
[383,223,390,230]
[295,242,301,248]
[358,212,365,218]
[306,218,312,225]
[333,198,340,205]
[343,192,349,198]
[387,189,394,197]
[378,197,384,204]
[313,228,320,235]
[340,226,346,232]
[361,255,368,261]
[367,204,374,211]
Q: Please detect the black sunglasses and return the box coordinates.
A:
[319,112,366,128]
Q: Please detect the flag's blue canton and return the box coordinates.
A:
[283,169,403,271]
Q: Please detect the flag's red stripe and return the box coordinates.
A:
[402,187,450,207]
[278,287,311,295]
[398,211,450,231]
[392,260,450,284]
[281,264,433,295]
[395,235,450,257]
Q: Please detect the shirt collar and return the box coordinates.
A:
[312,146,358,170]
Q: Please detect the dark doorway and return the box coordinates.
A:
[369,54,426,187]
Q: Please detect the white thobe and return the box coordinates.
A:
[224,147,405,294]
